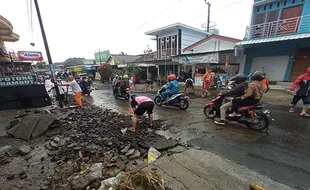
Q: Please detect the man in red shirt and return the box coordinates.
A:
[290,67,310,117]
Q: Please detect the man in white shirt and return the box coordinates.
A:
[64,76,82,108]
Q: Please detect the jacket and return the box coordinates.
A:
[242,81,263,100]
[291,67,310,96]
[223,82,248,98]
[163,79,179,94]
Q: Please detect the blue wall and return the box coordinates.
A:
[243,39,310,81]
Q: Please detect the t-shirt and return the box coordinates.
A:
[131,96,153,108]
[69,80,82,93]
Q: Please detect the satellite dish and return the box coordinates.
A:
[201,22,217,29]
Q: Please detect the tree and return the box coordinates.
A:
[97,62,113,83]
[36,61,47,69]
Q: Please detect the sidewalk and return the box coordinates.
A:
[142,149,293,190]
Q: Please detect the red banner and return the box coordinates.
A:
[17,51,43,61]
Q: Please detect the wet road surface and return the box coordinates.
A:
[87,88,310,189]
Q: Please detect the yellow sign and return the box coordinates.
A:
[73,67,83,72]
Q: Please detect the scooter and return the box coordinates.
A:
[203,93,271,131]
[113,86,130,100]
[154,88,189,110]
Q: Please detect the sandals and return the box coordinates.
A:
[300,114,310,117]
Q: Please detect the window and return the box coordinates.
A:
[277,2,280,7]
[264,6,266,11]
[269,4,272,9]
[257,7,260,12]
[284,0,287,6]
[292,0,295,3]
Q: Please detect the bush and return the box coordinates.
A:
[97,63,113,83]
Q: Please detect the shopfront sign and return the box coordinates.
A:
[17,51,43,61]
[179,53,219,64]
[73,67,83,72]
[0,75,37,87]
[83,66,98,71]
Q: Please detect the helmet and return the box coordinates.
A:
[123,74,129,79]
[251,71,266,81]
[168,74,176,81]
[130,95,137,100]
[229,73,246,85]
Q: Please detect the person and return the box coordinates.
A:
[48,78,66,104]
[64,76,82,108]
[260,72,270,93]
[289,67,310,117]
[184,77,194,94]
[214,74,248,125]
[79,77,88,93]
[130,95,155,132]
[117,76,125,95]
[161,74,179,103]
[201,68,213,97]
[145,72,153,91]
[131,74,136,89]
[112,75,119,87]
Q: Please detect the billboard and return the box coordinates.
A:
[17,51,43,61]
[94,50,110,63]
[0,75,37,87]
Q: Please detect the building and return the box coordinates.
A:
[236,0,310,82]
[144,23,209,76]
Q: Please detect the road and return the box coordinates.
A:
[86,87,310,189]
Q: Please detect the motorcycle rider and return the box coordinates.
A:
[214,74,248,125]
[161,74,179,104]
[289,67,310,117]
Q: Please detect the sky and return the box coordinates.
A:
[1,0,253,62]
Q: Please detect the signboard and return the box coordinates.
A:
[17,51,43,61]
[83,66,98,71]
[179,53,219,64]
[73,67,83,72]
[0,75,37,87]
[94,50,110,63]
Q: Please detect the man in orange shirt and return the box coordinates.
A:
[261,74,270,93]
[201,68,213,97]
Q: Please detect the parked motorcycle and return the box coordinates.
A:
[203,93,271,131]
[154,88,189,110]
[113,87,130,100]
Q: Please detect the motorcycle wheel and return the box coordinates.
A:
[154,96,162,106]
[125,93,130,100]
[247,112,269,131]
[204,105,216,119]
[113,92,118,98]
[179,99,189,110]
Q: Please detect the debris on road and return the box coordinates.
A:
[250,183,266,190]
[147,147,161,164]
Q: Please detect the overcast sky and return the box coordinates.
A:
[1,0,253,62]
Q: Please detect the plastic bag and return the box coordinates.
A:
[147,147,161,164]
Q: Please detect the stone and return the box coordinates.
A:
[6,119,21,130]
[129,150,141,160]
[168,145,187,155]
[115,161,125,170]
[25,154,32,160]
[154,139,178,151]
[193,146,201,150]
[15,113,28,118]
[107,142,113,146]
[50,141,58,148]
[110,156,118,163]
[0,145,12,156]
[47,151,58,156]
[88,163,103,180]
[74,146,82,151]
[70,175,91,190]
[53,137,61,143]
[67,143,78,148]
[97,177,117,190]
[134,159,145,166]
[58,138,67,146]
[31,114,56,138]
[7,116,40,140]
[125,149,135,157]
[19,145,31,155]
[120,144,131,154]
[7,174,15,180]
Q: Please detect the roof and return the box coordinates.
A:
[145,23,208,36]
[254,0,278,6]
[108,54,142,64]
[236,33,310,46]
[183,34,242,52]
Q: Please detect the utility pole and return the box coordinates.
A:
[98,49,101,64]
[205,1,211,32]
[34,0,63,108]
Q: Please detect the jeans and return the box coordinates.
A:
[161,91,173,101]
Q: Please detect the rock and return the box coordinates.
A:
[15,113,28,118]
[168,145,187,155]
[125,149,135,157]
[193,146,201,150]
[120,144,131,154]
[6,119,21,130]
[97,177,117,190]
[7,116,40,140]
[7,174,15,180]
[0,145,12,156]
[31,114,55,138]
[107,142,113,146]
[110,156,118,163]
[19,145,31,155]
[50,141,58,148]
[25,154,32,160]
[53,137,61,143]
[70,175,91,190]
[47,151,58,156]
[58,138,67,146]
[74,146,82,151]
[154,139,178,151]
[115,161,125,170]
[67,143,78,148]
[88,163,103,180]
[129,150,141,160]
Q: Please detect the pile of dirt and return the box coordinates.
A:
[44,105,177,188]
[185,92,201,99]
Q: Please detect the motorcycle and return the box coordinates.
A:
[113,86,130,100]
[79,83,92,96]
[154,88,189,110]
[203,93,271,131]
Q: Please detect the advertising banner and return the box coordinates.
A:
[17,51,43,61]
[0,75,37,87]
[94,50,110,63]
[179,53,219,64]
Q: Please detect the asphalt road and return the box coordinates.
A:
[87,88,310,189]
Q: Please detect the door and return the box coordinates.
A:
[251,56,289,81]
[289,48,310,82]
[267,10,279,36]
[278,5,303,35]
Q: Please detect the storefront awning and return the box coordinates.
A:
[178,53,219,64]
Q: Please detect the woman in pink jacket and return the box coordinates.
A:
[130,95,155,132]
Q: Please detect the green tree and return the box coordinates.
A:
[36,61,47,69]
[97,63,113,83]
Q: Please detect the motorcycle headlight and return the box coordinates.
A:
[228,86,232,90]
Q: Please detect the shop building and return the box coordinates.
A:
[236,0,310,82]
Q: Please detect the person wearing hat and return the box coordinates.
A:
[130,95,155,132]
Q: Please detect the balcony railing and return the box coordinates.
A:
[245,14,310,40]
[143,48,180,61]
